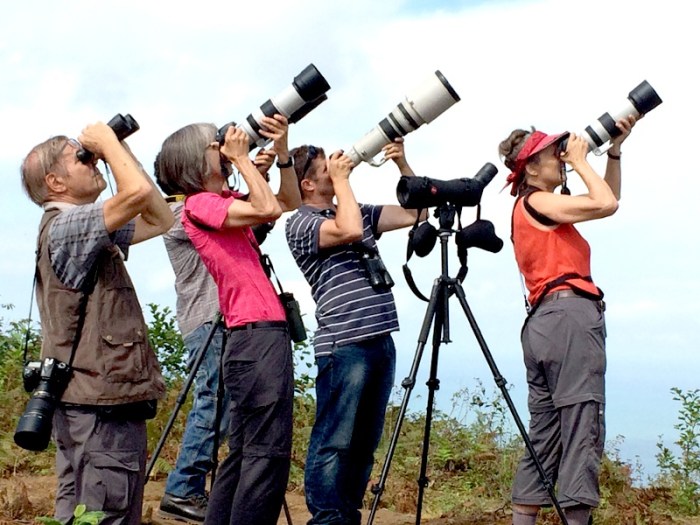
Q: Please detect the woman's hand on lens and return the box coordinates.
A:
[611,115,637,148]
[254,148,276,181]
[561,133,589,169]
[260,114,290,155]
[221,127,250,161]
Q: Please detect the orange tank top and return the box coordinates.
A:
[512,194,600,307]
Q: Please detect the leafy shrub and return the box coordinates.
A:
[656,387,700,515]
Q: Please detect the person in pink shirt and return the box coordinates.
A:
[155,114,301,525]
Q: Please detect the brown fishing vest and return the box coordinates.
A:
[36,208,165,405]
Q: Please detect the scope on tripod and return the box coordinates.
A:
[225,64,331,151]
[345,71,460,167]
[397,162,498,209]
[561,80,662,155]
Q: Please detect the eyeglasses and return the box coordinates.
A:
[58,138,84,164]
[301,145,318,179]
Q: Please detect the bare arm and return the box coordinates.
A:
[260,114,301,212]
[378,138,427,232]
[318,152,363,248]
[528,134,618,224]
[221,127,282,228]
[78,123,174,244]
[603,115,636,200]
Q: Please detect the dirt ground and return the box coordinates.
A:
[2,474,494,525]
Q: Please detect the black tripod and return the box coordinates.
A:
[146,312,227,484]
[366,205,569,525]
[145,312,294,525]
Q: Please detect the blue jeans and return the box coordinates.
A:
[164,321,230,498]
[305,335,396,525]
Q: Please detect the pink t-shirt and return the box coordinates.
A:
[183,190,285,328]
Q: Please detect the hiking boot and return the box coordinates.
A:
[159,492,208,523]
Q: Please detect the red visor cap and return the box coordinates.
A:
[505,130,570,196]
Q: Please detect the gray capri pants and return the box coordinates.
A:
[512,294,607,508]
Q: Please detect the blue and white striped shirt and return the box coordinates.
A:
[285,204,399,356]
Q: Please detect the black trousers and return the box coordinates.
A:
[205,323,294,525]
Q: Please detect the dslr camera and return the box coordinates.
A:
[14,357,72,451]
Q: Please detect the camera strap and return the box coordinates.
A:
[260,253,286,295]
[21,269,38,366]
[24,258,96,371]
[402,212,431,302]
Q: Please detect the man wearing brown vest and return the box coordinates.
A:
[20,122,173,524]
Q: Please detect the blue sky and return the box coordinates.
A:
[1,0,697,480]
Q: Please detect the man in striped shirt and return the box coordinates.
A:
[285,138,421,525]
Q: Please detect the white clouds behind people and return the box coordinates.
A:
[2,0,697,477]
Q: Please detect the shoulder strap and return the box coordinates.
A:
[523,192,558,227]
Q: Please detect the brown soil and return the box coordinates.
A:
[1,474,507,525]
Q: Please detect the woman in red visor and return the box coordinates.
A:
[498,116,635,525]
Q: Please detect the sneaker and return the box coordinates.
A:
[159,493,208,523]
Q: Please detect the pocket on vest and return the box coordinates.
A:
[100,329,148,383]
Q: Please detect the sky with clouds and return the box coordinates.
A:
[1,0,697,479]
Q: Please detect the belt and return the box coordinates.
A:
[540,289,579,305]
[540,289,605,310]
[228,320,287,332]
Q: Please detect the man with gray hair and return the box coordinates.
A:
[20,122,173,524]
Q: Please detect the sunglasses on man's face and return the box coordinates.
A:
[301,145,318,179]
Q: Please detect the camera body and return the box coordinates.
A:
[77,113,140,163]
[14,357,72,451]
[22,360,43,392]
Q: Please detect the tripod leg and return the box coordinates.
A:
[282,496,294,525]
[414,304,445,525]
[145,313,223,482]
[451,283,569,525]
[366,278,445,525]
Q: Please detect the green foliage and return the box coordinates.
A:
[374,380,523,516]
[0,305,54,475]
[2,303,700,523]
[289,338,317,490]
[656,387,700,515]
[146,303,187,386]
[36,503,105,524]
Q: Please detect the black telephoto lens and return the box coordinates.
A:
[629,80,663,115]
[14,358,71,451]
[292,64,332,102]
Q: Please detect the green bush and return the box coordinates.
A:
[3,303,700,523]
[656,387,700,515]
